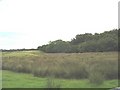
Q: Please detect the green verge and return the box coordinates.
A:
[2,70,118,88]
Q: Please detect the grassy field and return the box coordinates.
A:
[2,70,118,88]
[2,51,118,88]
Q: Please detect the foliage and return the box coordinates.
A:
[38,40,72,53]
[46,77,61,88]
[38,29,118,53]
[89,71,104,85]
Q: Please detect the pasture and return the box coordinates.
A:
[2,51,118,88]
[2,70,118,88]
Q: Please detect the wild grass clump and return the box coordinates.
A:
[88,64,105,85]
[46,77,61,88]
[89,71,104,85]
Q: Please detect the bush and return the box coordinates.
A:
[46,77,61,88]
[89,71,104,85]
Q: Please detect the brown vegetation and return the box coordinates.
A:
[2,51,118,84]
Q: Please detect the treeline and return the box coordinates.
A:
[38,29,119,53]
[1,49,37,52]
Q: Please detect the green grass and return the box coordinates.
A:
[2,70,118,88]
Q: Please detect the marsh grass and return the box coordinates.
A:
[2,51,118,84]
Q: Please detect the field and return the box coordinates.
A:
[2,51,118,88]
[2,70,118,88]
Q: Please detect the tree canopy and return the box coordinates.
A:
[38,29,119,53]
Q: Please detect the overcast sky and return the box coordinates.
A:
[0,0,119,49]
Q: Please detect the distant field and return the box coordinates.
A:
[2,51,118,88]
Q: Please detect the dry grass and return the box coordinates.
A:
[2,51,118,81]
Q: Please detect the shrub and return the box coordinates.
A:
[46,77,61,88]
[89,71,104,85]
